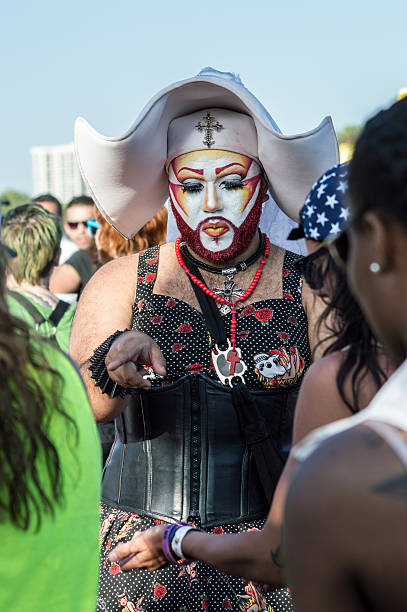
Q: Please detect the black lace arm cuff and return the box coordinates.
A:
[89,330,137,399]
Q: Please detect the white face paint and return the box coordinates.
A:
[168,149,263,258]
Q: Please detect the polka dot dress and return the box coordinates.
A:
[98,507,291,612]
[97,243,311,611]
[132,245,311,390]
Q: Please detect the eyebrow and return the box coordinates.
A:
[215,162,245,175]
[177,166,204,176]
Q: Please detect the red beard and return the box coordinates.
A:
[171,196,263,262]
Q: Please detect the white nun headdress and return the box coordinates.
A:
[74,67,338,251]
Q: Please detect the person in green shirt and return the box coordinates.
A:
[2,203,75,352]
[0,237,101,611]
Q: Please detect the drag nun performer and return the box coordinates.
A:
[72,68,338,611]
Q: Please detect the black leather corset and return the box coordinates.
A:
[102,373,299,527]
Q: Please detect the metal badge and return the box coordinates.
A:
[212,339,247,387]
[213,276,244,316]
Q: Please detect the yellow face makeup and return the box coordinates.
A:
[169,150,262,256]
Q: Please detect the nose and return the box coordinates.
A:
[203,182,222,213]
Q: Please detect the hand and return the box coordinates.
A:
[108,525,168,571]
[105,330,166,390]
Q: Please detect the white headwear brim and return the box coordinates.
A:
[75,68,338,240]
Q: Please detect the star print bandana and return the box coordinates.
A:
[288,163,350,242]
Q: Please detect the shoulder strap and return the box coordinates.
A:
[48,300,71,327]
[180,263,281,504]
[8,290,46,326]
[8,290,70,330]
[135,246,160,302]
[282,251,303,304]
[185,262,227,348]
[232,382,284,504]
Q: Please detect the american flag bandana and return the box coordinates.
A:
[288,162,350,242]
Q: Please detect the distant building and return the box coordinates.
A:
[30,143,90,204]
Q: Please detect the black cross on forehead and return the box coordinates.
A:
[195,112,224,148]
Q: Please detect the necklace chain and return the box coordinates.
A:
[175,234,270,353]
[179,230,265,277]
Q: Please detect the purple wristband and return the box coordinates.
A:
[161,522,191,565]
[162,525,180,564]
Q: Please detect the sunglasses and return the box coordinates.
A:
[66,220,89,230]
[86,219,101,236]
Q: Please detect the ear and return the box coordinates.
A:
[260,177,269,204]
[361,211,394,273]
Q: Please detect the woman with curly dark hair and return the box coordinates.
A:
[0,224,101,609]
[284,95,407,612]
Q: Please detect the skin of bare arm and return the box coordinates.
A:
[108,519,284,585]
[283,424,407,612]
[70,254,166,422]
[50,263,82,293]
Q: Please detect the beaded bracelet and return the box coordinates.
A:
[89,329,137,398]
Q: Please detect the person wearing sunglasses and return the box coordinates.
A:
[50,196,99,300]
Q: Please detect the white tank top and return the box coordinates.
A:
[293,359,407,464]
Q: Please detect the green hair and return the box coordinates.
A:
[2,204,63,285]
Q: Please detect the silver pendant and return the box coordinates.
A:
[212,339,247,387]
[213,276,244,316]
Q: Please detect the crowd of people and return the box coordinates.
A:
[1,67,406,612]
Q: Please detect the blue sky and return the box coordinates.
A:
[1,0,406,195]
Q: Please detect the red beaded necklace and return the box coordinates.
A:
[175,234,270,383]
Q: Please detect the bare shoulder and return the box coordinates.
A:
[286,423,407,565]
[79,253,138,304]
[286,422,407,552]
[292,351,352,444]
[284,424,407,611]
[89,253,139,282]
[158,241,175,256]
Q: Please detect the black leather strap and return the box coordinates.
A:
[48,299,71,327]
[184,262,228,349]
[231,382,284,504]
[180,257,281,504]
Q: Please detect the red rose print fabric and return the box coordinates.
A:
[98,503,288,611]
[131,245,311,391]
[98,245,304,611]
